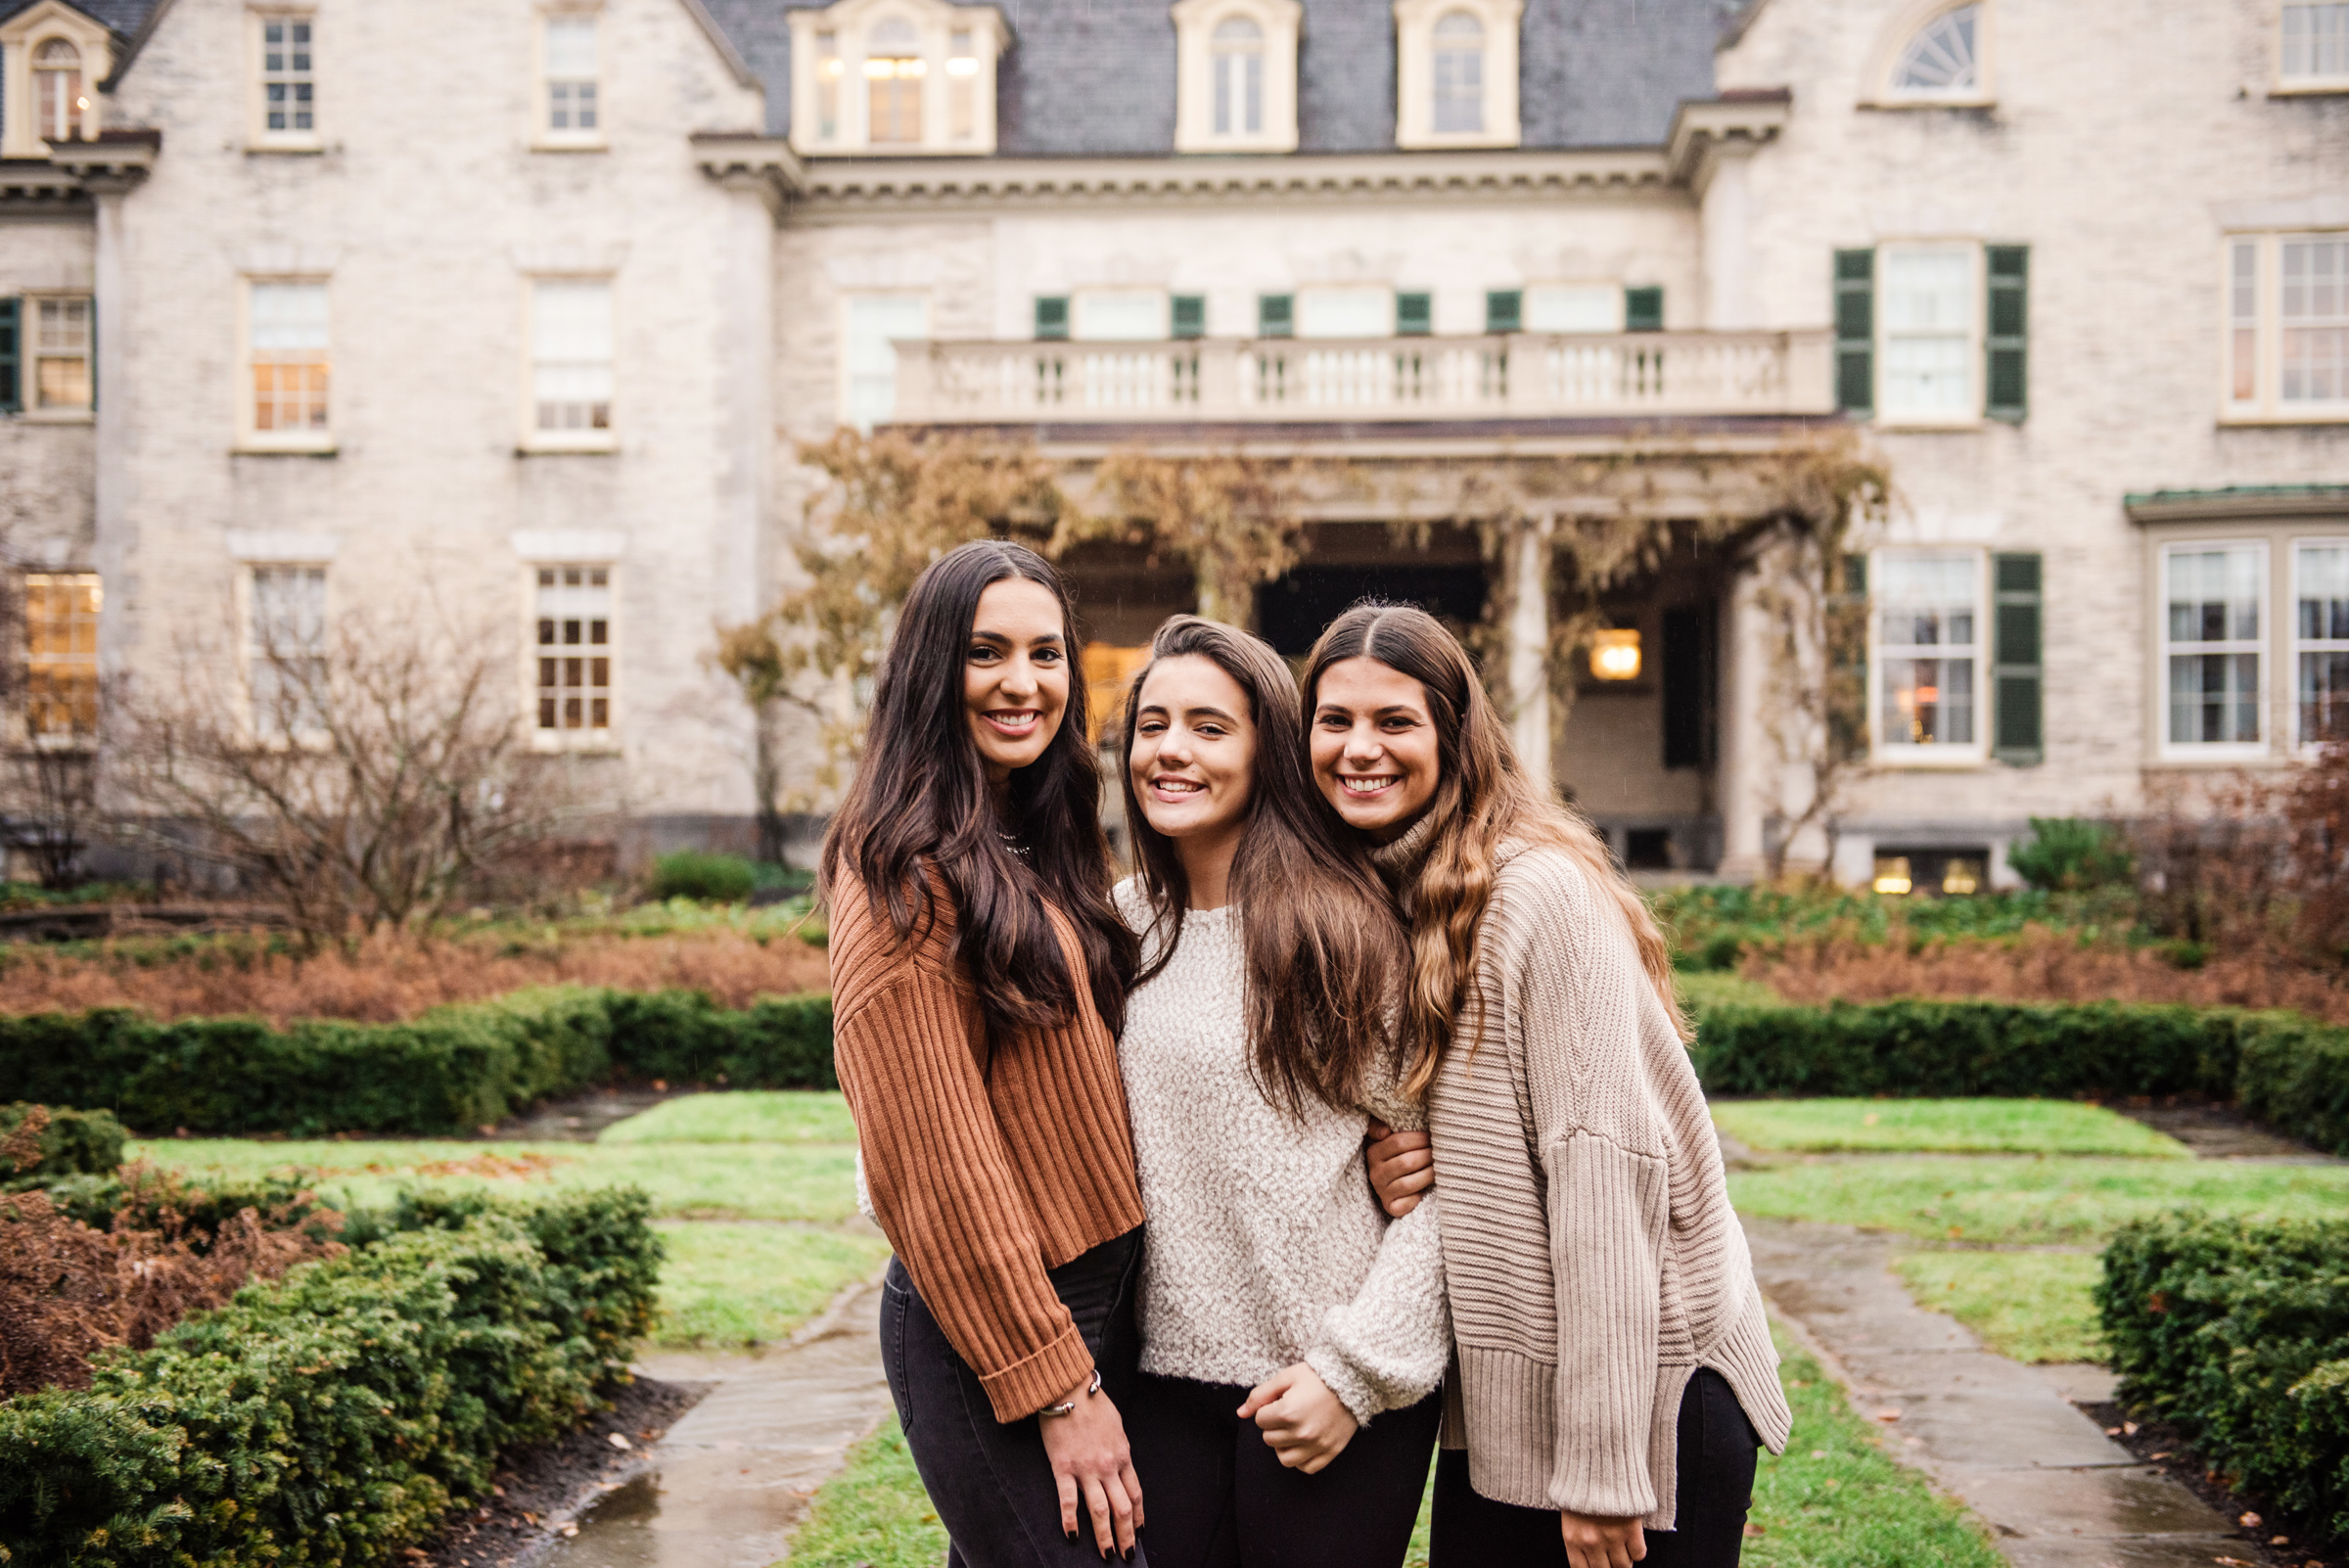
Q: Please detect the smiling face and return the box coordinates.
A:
[963,576,1070,785]
[1129,654,1258,855]
[1310,655,1442,843]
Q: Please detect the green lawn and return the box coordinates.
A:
[601,1089,856,1145]
[1891,1251,2106,1363]
[1714,1098,2189,1158]
[651,1222,891,1349]
[1675,970,1780,1020]
[1727,1154,2349,1246]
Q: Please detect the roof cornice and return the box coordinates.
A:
[693,132,807,217]
[0,157,88,208]
[2125,485,2349,525]
[1665,91,1792,187]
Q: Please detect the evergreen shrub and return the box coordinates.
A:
[0,1100,127,1183]
[648,851,759,903]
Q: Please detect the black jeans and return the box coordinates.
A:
[881,1229,1151,1568]
[1126,1370,1443,1568]
[1429,1368,1760,1568]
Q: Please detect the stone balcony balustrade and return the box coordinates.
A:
[891,328,1835,425]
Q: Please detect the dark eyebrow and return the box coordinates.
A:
[1184,705,1241,723]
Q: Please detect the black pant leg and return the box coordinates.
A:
[1229,1387,1444,1568]
[1430,1447,1567,1567]
[1643,1370,1759,1568]
[1126,1372,1242,1568]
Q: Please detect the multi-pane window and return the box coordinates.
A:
[2298,542,2349,746]
[1432,11,1484,134]
[814,30,842,139]
[545,16,599,135]
[1892,3,1981,94]
[33,38,81,142]
[843,293,926,431]
[249,566,327,739]
[1877,552,1979,752]
[1213,17,1265,136]
[2165,544,2265,750]
[1296,287,1392,339]
[2282,238,2345,404]
[261,16,315,135]
[2226,233,2349,417]
[531,279,613,435]
[32,298,90,411]
[2283,2,2349,81]
[947,28,978,141]
[866,18,923,144]
[23,573,99,741]
[535,566,613,736]
[1880,246,1973,420]
[2232,241,2260,407]
[249,282,330,437]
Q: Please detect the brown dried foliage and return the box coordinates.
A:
[0,1164,345,1395]
[0,926,830,1027]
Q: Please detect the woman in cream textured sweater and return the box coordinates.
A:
[1308,605,1791,1568]
[1110,617,1449,1568]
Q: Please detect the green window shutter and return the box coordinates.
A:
[1396,292,1432,337]
[1985,245,2028,423]
[1257,294,1293,338]
[0,298,19,414]
[1485,289,1522,334]
[1624,286,1664,333]
[1832,552,1869,759]
[1170,295,1205,340]
[1993,552,2044,764]
[1034,296,1070,341]
[1833,249,1874,417]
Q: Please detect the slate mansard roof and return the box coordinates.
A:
[4,0,1743,155]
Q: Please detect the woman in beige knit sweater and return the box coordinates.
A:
[1304,604,1791,1568]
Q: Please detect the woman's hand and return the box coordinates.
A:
[1560,1509,1646,1568]
[1364,1120,1434,1217]
[1036,1376,1145,1559]
[1237,1363,1359,1474]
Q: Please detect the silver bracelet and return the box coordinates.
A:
[1038,1367,1102,1418]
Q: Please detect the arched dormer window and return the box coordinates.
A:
[1173,0,1300,153]
[865,16,924,143]
[1213,17,1264,136]
[1865,0,1994,107]
[32,38,79,143]
[1394,0,1519,148]
[787,0,1006,155]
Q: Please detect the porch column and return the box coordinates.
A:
[1715,564,1771,879]
[1507,521,1552,789]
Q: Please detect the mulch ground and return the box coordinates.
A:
[409,1374,710,1568]
[2078,1399,2340,1568]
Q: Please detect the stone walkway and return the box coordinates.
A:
[540,1277,897,1568]
[1745,1216,2240,1568]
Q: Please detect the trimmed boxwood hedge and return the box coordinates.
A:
[0,985,834,1136]
[0,1185,661,1568]
[2098,1214,2349,1543]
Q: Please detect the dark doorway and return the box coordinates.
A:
[1255,564,1489,658]
[1661,601,1718,770]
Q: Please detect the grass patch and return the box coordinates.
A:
[131,1137,859,1222]
[1891,1251,2104,1363]
[653,1222,891,1349]
[1728,1155,2349,1246]
[1714,1098,2189,1158]
[1676,970,1780,1021]
[602,1090,856,1145]
[785,1417,947,1568]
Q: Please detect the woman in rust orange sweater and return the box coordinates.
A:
[822,539,1151,1567]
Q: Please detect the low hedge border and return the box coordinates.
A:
[0,986,834,1137]
[0,1185,662,1567]
[1692,999,2349,1155]
[2097,1214,2349,1544]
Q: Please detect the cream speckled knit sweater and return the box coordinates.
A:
[1112,883,1450,1423]
[1374,824,1791,1528]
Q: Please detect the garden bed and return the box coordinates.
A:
[2079,1400,2342,1568]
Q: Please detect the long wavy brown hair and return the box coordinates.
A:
[1303,603,1688,1095]
[1119,617,1408,1118]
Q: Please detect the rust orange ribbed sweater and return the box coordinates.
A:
[829,866,1145,1423]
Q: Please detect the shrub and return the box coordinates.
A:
[0,1099,126,1184]
[650,851,759,903]
[0,1187,660,1566]
[2006,817,2137,892]
[2098,1214,2349,1543]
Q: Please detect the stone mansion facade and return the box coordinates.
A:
[0,0,2342,885]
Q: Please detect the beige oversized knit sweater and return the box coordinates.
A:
[1374,824,1792,1528]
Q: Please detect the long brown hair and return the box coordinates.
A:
[821,540,1137,1039]
[1302,603,1688,1094]
[1119,617,1408,1117]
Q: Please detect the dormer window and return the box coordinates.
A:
[1394,0,1520,149]
[33,39,78,143]
[1865,0,1994,108]
[1173,0,1300,153]
[1,4,113,159]
[789,0,1006,156]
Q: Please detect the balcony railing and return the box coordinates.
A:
[891,329,1835,425]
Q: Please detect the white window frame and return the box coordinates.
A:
[2292,536,2349,750]
[840,290,929,431]
[536,6,606,152]
[528,562,620,752]
[1295,286,1395,340]
[242,562,332,748]
[1869,547,1989,767]
[523,274,618,453]
[1394,0,1521,150]
[2278,0,2349,94]
[786,0,1006,156]
[2223,231,2349,424]
[2159,539,2272,761]
[1072,290,1170,342]
[1875,241,1982,429]
[0,2,111,160]
[237,277,334,454]
[248,8,321,152]
[1172,0,1300,154]
[1524,282,1622,334]
[1860,0,1994,109]
[23,292,91,421]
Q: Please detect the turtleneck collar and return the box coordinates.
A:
[1367,810,1439,887]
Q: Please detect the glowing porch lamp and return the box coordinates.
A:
[1589,628,1641,682]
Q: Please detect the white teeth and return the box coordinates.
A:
[1341,776,1396,794]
